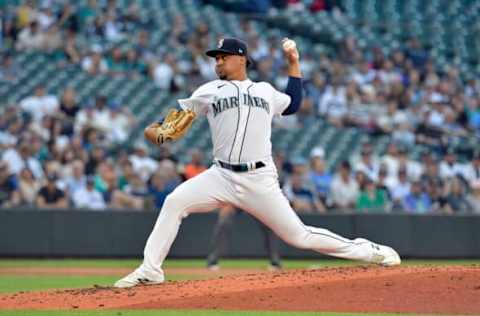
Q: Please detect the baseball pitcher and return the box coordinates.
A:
[115,37,400,288]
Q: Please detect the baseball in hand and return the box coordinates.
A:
[282,38,296,51]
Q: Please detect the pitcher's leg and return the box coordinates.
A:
[243,190,400,265]
[115,167,233,288]
[140,167,232,275]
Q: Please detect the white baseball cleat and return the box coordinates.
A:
[114,269,164,288]
[356,238,401,266]
[370,243,401,266]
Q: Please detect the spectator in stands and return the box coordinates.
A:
[148,171,173,209]
[125,48,147,77]
[463,152,480,185]
[318,78,348,127]
[75,102,96,135]
[285,172,325,213]
[467,180,480,214]
[16,21,45,51]
[37,4,56,30]
[129,143,158,182]
[376,165,391,198]
[356,179,389,213]
[405,37,428,69]
[57,3,79,33]
[41,24,62,53]
[17,168,40,207]
[387,167,411,210]
[0,161,20,208]
[36,173,68,209]
[153,53,178,91]
[62,29,82,64]
[305,72,326,112]
[308,147,332,204]
[424,179,445,213]
[104,13,125,42]
[402,181,432,214]
[1,16,17,50]
[381,142,400,183]
[107,47,127,76]
[468,98,480,134]
[85,146,106,175]
[82,45,109,75]
[330,161,359,211]
[73,175,106,210]
[439,150,464,179]
[443,176,472,214]
[353,143,379,182]
[397,147,423,181]
[20,85,59,122]
[0,115,22,149]
[122,173,149,210]
[106,100,135,143]
[158,159,182,191]
[134,30,155,62]
[58,87,80,136]
[2,141,44,180]
[93,161,117,203]
[64,159,87,198]
[184,149,207,180]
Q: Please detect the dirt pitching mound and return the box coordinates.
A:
[1,265,479,314]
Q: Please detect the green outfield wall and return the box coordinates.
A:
[1,210,479,258]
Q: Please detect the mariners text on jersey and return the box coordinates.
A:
[212,94,270,117]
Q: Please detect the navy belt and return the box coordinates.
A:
[216,160,266,172]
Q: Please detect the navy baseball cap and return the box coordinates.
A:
[206,37,252,66]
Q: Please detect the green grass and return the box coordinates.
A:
[0,311,454,316]
[0,275,200,293]
[1,258,478,269]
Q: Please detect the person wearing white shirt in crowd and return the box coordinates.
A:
[20,85,59,122]
[74,102,96,134]
[351,61,376,86]
[2,142,44,179]
[106,101,135,143]
[82,45,109,75]
[73,176,106,210]
[353,144,380,182]
[381,143,400,184]
[64,160,87,197]
[330,161,359,210]
[386,168,411,206]
[318,80,348,126]
[439,150,464,179]
[397,147,423,181]
[463,153,480,185]
[91,95,112,133]
[129,143,158,182]
[153,54,176,90]
[16,21,45,51]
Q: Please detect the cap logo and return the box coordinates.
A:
[239,48,243,53]
[217,39,224,48]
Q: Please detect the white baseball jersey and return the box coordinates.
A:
[178,79,291,163]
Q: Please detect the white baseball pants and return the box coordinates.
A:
[139,161,378,276]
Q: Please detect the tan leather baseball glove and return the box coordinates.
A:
[144,109,196,145]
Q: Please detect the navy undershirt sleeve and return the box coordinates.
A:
[282,76,303,115]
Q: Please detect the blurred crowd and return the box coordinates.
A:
[0,88,209,210]
[0,0,479,213]
[278,144,480,214]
